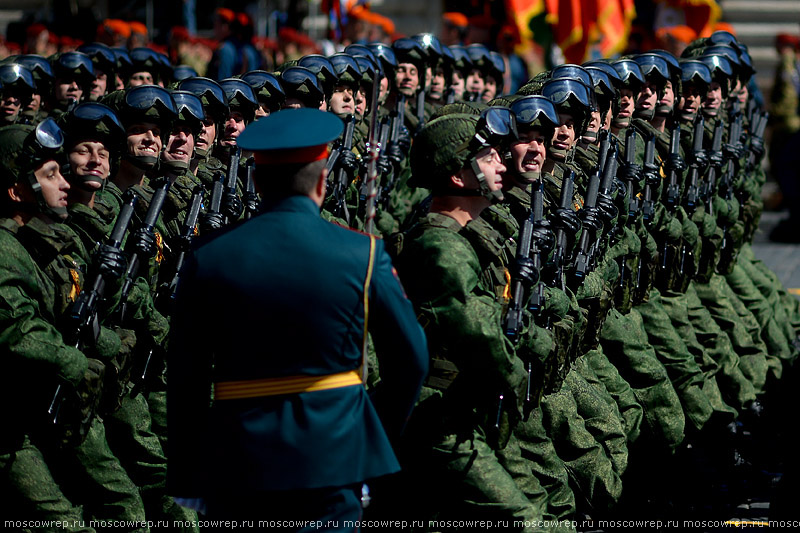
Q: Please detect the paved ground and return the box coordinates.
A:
[752,210,800,297]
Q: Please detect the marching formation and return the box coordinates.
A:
[0,28,793,532]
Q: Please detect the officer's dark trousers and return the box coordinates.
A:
[205,484,362,532]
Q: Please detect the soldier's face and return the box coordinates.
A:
[617,88,637,118]
[466,69,484,95]
[451,71,465,100]
[196,118,216,152]
[586,109,602,136]
[679,83,703,116]
[329,85,356,115]
[429,68,446,100]
[89,70,108,101]
[469,146,506,192]
[34,159,70,217]
[220,111,246,147]
[128,71,153,87]
[636,81,658,112]
[510,127,547,174]
[164,124,195,164]
[703,81,723,114]
[552,113,576,152]
[395,63,419,97]
[735,80,748,107]
[27,93,42,112]
[255,104,269,119]
[55,77,83,105]
[126,122,162,158]
[481,76,497,102]
[69,140,111,186]
[659,80,675,109]
[0,91,22,123]
[355,86,367,116]
[379,76,389,102]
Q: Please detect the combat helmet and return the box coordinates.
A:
[0,118,67,218]
[59,102,125,189]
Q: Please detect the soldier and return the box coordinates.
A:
[168,108,427,527]
[393,109,556,527]
[0,63,36,125]
[47,52,95,118]
[77,43,118,102]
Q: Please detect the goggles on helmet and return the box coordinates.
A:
[612,60,645,87]
[541,78,593,109]
[16,55,54,82]
[171,91,206,122]
[329,54,363,84]
[220,78,258,109]
[173,65,199,81]
[125,84,178,117]
[297,55,339,90]
[178,77,227,111]
[279,66,325,103]
[634,54,671,83]
[77,43,117,74]
[510,96,560,129]
[698,54,734,79]
[412,33,443,61]
[0,64,36,92]
[242,70,285,99]
[680,60,712,88]
[33,117,65,151]
[54,52,95,79]
[367,43,398,72]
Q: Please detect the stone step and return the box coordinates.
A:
[722,0,800,22]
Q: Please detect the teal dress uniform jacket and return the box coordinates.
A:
[167,195,427,497]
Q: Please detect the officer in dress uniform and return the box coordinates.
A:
[167,107,428,530]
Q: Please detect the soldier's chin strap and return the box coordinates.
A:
[633,106,655,121]
[123,153,158,170]
[160,159,190,173]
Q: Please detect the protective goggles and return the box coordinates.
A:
[329,54,363,83]
[297,55,338,86]
[173,65,199,81]
[465,43,491,67]
[77,43,117,73]
[125,85,178,116]
[393,38,426,61]
[708,31,738,47]
[71,102,125,131]
[634,54,671,83]
[171,91,206,122]
[612,60,645,87]
[412,33,443,60]
[680,60,712,88]
[703,46,741,71]
[112,47,133,70]
[510,96,560,129]
[0,64,36,92]
[242,71,285,98]
[541,78,593,109]
[220,78,259,109]
[33,117,65,151]
[178,77,228,110]
[472,106,518,149]
[130,47,161,67]
[583,61,622,86]
[54,52,95,78]
[552,64,593,89]
[649,49,681,75]
[354,56,377,84]
[279,66,324,101]
[367,43,398,70]
[585,67,617,98]
[698,55,734,79]
[488,51,505,76]
[449,45,473,71]
[16,55,54,81]
[345,44,379,68]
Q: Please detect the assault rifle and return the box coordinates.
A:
[747,111,768,171]
[621,128,642,217]
[117,178,170,322]
[704,120,724,217]
[664,125,682,211]
[573,161,602,281]
[377,95,406,210]
[528,179,546,314]
[223,146,242,224]
[202,171,226,233]
[551,170,575,289]
[684,116,705,213]
[641,133,659,222]
[160,185,204,305]
[243,159,259,220]
[331,114,356,223]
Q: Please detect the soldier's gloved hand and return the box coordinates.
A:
[531,219,555,255]
[95,244,128,279]
[579,206,603,231]
[512,255,539,289]
[377,153,392,176]
[643,164,660,185]
[750,137,765,160]
[596,193,618,223]
[221,192,244,221]
[619,163,642,183]
[692,149,708,168]
[708,149,724,167]
[665,152,686,174]
[551,208,582,235]
[396,125,411,155]
[132,228,157,259]
[335,149,360,175]
[200,212,225,233]
[385,141,405,166]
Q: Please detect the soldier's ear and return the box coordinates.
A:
[7,182,34,204]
